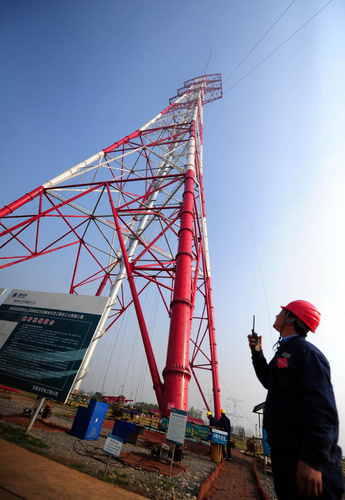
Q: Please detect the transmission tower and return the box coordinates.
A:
[227,397,244,429]
[0,74,223,417]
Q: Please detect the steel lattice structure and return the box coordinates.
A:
[0,74,223,417]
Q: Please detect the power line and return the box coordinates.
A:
[223,0,296,84]
[202,50,213,75]
[228,163,274,347]
[224,0,334,94]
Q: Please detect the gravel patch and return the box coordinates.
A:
[259,474,278,500]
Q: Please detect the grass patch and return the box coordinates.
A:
[102,470,132,487]
[234,441,247,452]
[0,421,49,451]
[111,470,131,486]
[156,479,176,491]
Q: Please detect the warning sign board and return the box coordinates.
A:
[0,289,108,402]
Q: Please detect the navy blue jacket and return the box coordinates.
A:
[252,335,342,471]
[217,414,231,436]
[208,415,217,427]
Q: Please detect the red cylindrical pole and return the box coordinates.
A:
[161,167,195,415]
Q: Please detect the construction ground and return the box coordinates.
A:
[0,390,276,499]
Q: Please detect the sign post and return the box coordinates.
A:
[26,396,45,433]
[103,434,124,476]
[166,408,187,479]
[211,428,228,463]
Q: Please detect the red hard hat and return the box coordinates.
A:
[281,300,321,332]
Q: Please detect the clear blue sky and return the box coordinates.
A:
[1,0,345,452]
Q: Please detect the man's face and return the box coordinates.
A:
[273,309,285,332]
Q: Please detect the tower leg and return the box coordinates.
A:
[162,168,195,415]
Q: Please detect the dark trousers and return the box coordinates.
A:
[270,448,344,500]
[223,438,231,459]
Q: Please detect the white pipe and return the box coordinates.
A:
[43,152,105,189]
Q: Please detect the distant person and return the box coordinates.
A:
[207,411,217,443]
[217,409,231,461]
[207,411,217,428]
[248,300,344,499]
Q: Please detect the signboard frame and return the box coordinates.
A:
[167,408,188,446]
[211,428,228,445]
[104,434,124,457]
[166,408,188,479]
[0,289,109,403]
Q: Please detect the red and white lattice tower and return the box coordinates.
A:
[0,74,223,417]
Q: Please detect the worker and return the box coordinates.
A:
[206,411,217,445]
[217,409,232,460]
[248,300,344,499]
[207,411,217,428]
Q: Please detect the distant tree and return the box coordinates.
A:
[91,391,102,400]
[135,401,159,412]
[188,406,203,420]
[81,390,94,397]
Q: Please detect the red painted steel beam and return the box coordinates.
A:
[107,184,164,407]
[206,274,221,419]
[0,186,44,219]
[194,113,222,417]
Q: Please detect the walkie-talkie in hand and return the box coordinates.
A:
[252,315,260,352]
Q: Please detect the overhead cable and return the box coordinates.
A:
[224,0,334,94]
[223,0,296,84]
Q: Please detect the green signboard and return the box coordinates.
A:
[0,289,108,402]
[193,424,209,441]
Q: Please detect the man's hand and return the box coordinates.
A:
[296,460,322,498]
[247,334,262,351]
